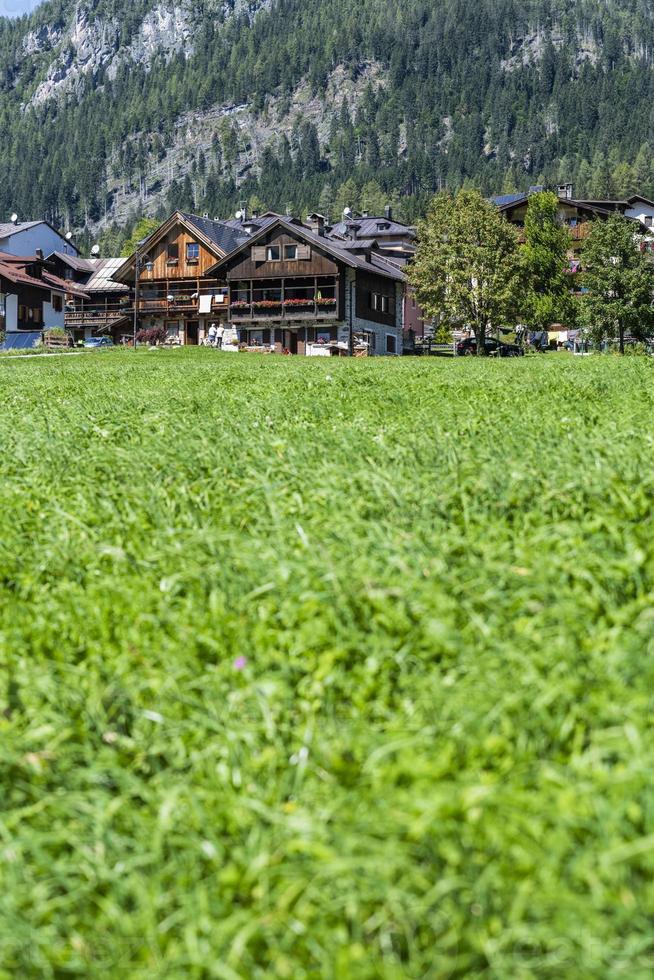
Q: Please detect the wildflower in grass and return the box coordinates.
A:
[233,655,248,670]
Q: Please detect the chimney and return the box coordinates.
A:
[557,183,574,200]
[346,221,360,241]
[35,248,44,260]
[307,212,325,236]
[384,204,393,221]
[362,209,369,218]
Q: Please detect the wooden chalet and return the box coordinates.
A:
[113,211,248,344]
[0,251,88,348]
[50,252,132,342]
[205,214,405,355]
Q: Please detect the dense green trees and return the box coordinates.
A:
[2,0,654,237]
[580,215,654,353]
[409,191,521,355]
[521,192,574,332]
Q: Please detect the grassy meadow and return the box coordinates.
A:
[1,348,654,978]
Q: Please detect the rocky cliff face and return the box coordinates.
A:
[1,0,652,236]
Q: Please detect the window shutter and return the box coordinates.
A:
[296,244,311,260]
[252,246,266,262]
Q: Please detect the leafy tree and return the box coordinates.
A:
[121,217,161,257]
[521,191,574,331]
[409,190,521,355]
[581,214,654,353]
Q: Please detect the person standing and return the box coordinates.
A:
[207,322,217,347]
[216,323,224,349]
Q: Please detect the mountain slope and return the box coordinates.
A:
[1,0,654,239]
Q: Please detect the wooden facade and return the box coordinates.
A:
[355,270,397,327]
[138,226,221,282]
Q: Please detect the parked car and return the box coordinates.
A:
[456,337,524,357]
[84,336,115,349]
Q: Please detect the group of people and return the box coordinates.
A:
[207,323,225,348]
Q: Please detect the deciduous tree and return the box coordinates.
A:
[409,190,521,355]
[581,214,654,353]
[521,191,574,332]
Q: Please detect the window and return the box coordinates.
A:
[186,242,200,261]
[266,246,281,261]
[411,296,416,309]
[316,329,332,344]
[381,296,389,313]
[284,244,298,260]
[249,330,264,346]
[167,243,179,262]
[52,293,63,313]
[645,216,653,228]
[386,334,397,354]
[0,293,5,317]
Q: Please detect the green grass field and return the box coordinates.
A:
[1,348,653,978]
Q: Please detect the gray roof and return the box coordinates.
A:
[49,250,96,272]
[0,220,42,239]
[180,212,251,255]
[84,257,128,293]
[491,194,526,207]
[340,239,377,250]
[209,215,405,283]
[329,216,416,240]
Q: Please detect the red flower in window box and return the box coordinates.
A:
[283,298,314,307]
[252,299,282,309]
[230,301,250,309]
[316,297,337,305]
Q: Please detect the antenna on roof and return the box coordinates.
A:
[91,245,100,256]
[10,213,18,224]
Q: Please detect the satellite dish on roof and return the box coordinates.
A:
[91,244,100,256]
[10,213,18,224]
[343,207,353,219]
[65,231,73,241]
[235,210,243,220]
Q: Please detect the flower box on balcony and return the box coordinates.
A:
[252,300,282,309]
[316,297,337,306]
[230,302,250,310]
[283,298,314,308]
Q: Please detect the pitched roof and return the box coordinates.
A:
[206,215,406,282]
[491,193,527,207]
[329,216,416,239]
[0,251,89,298]
[0,220,42,239]
[179,212,250,254]
[48,251,96,273]
[84,257,129,293]
[0,220,80,255]
[114,210,252,282]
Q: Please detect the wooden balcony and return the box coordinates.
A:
[230,300,339,322]
[65,308,130,329]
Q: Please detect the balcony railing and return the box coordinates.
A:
[230,280,338,321]
[231,299,338,321]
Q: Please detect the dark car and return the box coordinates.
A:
[84,336,115,349]
[456,337,524,357]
